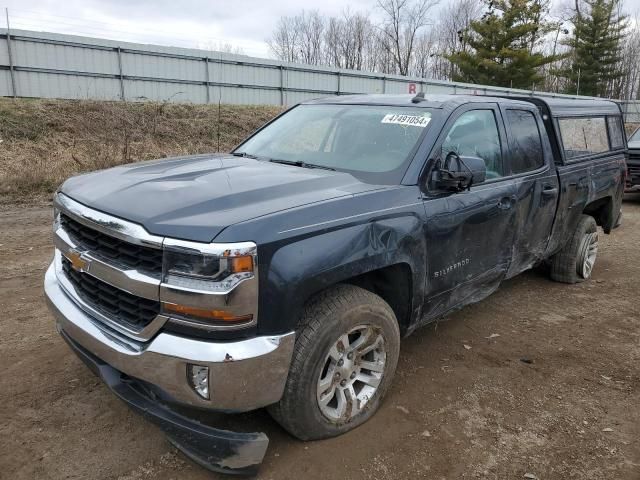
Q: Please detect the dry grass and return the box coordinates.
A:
[0,98,282,202]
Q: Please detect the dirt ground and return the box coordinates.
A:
[1,195,639,480]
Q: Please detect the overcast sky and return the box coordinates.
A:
[3,0,640,59]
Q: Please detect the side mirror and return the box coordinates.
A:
[434,152,486,191]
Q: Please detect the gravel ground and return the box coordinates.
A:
[1,195,639,480]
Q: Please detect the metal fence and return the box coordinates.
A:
[1,28,639,122]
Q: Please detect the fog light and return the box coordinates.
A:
[187,364,209,399]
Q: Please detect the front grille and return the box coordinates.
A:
[62,257,160,329]
[61,214,162,276]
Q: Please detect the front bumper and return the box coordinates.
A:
[59,328,268,475]
[44,262,295,474]
[45,262,295,411]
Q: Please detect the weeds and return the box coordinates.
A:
[0,98,282,202]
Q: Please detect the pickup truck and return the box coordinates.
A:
[44,94,626,474]
[627,126,640,190]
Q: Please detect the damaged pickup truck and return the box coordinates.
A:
[45,94,626,474]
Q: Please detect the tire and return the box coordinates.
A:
[268,284,400,441]
[550,214,598,284]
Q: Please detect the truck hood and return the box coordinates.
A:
[60,154,381,242]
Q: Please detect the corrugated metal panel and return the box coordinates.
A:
[122,51,204,82]
[385,80,414,94]
[285,69,337,93]
[0,28,638,119]
[124,79,206,103]
[285,91,330,105]
[0,70,12,96]
[210,62,280,89]
[340,75,383,94]
[621,102,640,123]
[14,70,121,100]
[212,86,281,105]
[12,37,118,74]
[425,83,456,94]
[0,37,9,64]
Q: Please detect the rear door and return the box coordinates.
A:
[501,107,559,277]
[421,103,517,320]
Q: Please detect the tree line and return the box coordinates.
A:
[266,0,639,99]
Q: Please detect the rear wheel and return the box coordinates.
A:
[268,284,400,440]
[550,214,598,284]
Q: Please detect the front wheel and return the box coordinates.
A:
[268,284,400,441]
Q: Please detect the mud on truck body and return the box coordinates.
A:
[45,94,626,474]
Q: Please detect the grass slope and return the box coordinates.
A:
[0,98,282,202]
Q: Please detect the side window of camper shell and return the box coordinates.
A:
[558,116,611,160]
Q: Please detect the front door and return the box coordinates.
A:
[421,105,517,321]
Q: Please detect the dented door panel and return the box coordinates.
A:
[420,180,516,322]
[506,172,559,277]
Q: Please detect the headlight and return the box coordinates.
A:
[164,249,223,280]
[163,248,254,292]
[161,239,258,327]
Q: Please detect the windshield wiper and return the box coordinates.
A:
[268,158,335,171]
[231,151,260,159]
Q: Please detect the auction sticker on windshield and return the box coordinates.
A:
[381,113,431,127]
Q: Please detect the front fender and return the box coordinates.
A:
[259,216,426,334]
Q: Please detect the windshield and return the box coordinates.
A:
[235,104,435,184]
[630,128,640,142]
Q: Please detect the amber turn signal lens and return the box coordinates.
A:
[228,255,253,273]
[163,303,253,323]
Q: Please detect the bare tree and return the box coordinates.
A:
[430,0,482,80]
[267,16,301,62]
[536,2,573,93]
[297,11,325,65]
[411,30,438,77]
[198,40,245,56]
[617,14,640,99]
[377,0,440,76]
[324,16,344,67]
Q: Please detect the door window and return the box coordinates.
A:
[441,110,503,180]
[506,110,545,174]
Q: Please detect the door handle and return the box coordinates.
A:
[541,184,558,196]
[497,197,513,209]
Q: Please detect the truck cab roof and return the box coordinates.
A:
[304,93,529,109]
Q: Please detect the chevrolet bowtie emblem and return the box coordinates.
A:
[65,249,90,272]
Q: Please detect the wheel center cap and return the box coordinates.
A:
[338,358,356,379]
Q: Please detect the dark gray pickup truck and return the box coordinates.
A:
[45,94,626,474]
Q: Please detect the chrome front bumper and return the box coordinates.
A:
[45,262,295,411]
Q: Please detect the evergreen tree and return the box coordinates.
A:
[560,0,627,97]
[447,0,560,89]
